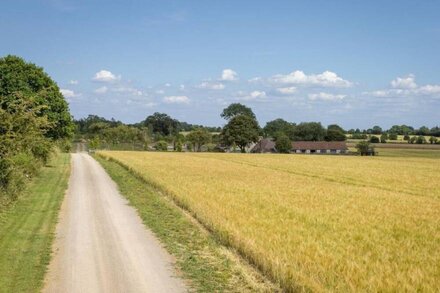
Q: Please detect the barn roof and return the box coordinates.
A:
[291,141,347,150]
[251,138,276,153]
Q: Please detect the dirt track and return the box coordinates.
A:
[43,153,187,293]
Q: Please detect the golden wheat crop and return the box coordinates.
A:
[99,151,440,292]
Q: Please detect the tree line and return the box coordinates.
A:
[0,55,73,208]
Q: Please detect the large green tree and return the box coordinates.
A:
[142,112,179,136]
[186,128,212,152]
[293,122,326,141]
[220,103,256,120]
[221,114,260,152]
[0,55,73,139]
[263,118,295,139]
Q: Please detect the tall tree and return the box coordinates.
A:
[186,128,212,152]
[221,115,260,152]
[0,55,73,139]
[293,122,326,141]
[220,103,256,120]
[263,118,295,139]
[142,112,180,136]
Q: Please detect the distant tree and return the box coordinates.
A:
[429,136,438,144]
[221,114,260,152]
[380,133,388,143]
[293,122,326,141]
[155,140,168,151]
[416,126,430,135]
[416,136,426,144]
[175,141,183,152]
[186,128,212,152]
[142,112,179,136]
[325,125,346,141]
[220,103,256,120]
[88,137,100,150]
[371,126,382,134]
[275,134,291,153]
[356,141,374,156]
[404,134,411,141]
[0,55,74,139]
[263,118,295,139]
[370,136,380,143]
[388,133,398,140]
[409,136,417,144]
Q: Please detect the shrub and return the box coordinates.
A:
[388,133,398,140]
[370,136,380,143]
[275,135,292,153]
[155,140,168,151]
[416,136,426,144]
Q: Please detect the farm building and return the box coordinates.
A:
[292,141,348,154]
[251,138,277,153]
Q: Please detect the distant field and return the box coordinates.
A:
[99,151,440,292]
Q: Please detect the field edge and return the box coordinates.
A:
[0,152,71,292]
[95,154,281,292]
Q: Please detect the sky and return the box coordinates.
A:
[1,0,440,129]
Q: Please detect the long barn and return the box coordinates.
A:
[291,141,348,154]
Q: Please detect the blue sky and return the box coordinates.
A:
[1,0,440,129]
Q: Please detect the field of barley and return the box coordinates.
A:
[98,151,440,292]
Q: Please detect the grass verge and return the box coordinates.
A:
[0,153,70,293]
[95,155,278,292]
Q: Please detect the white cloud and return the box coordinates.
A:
[163,95,190,104]
[308,92,346,101]
[69,80,78,85]
[164,83,171,87]
[367,75,440,98]
[271,70,352,88]
[92,70,121,82]
[276,87,297,95]
[112,86,143,96]
[155,89,165,94]
[248,77,262,83]
[220,69,238,81]
[391,74,417,89]
[238,90,267,101]
[60,89,77,98]
[197,81,225,90]
[94,86,108,94]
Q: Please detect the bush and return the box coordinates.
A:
[155,140,168,151]
[388,133,398,140]
[275,134,292,153]
[370,136,380,143]
[416,136,426,144]
[175,141,183,152]
[380,134,387,143]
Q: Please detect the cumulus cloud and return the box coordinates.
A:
[112,86,143,96]
[69,80,79,85]
[94,86,108,94]
[271,70,352,88]
[221,69,238,81]
[60,89,77,98]
[276,87,297,95]
[163,95,190,104]
[238,90,267,101]
[92,70,121,82]
[197,81,225,90]
[308,92,346,101]
[367,75,440,98]
[391,74,417,89]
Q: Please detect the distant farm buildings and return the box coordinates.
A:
[251,139,348,154]
[291,141,348,154]
[251,138,277,153]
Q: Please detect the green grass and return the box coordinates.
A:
[0,153,70,293]
[95,155,278,292]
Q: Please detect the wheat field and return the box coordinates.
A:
[98,151,440,292]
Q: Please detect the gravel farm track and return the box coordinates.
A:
[43,153,187,293]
